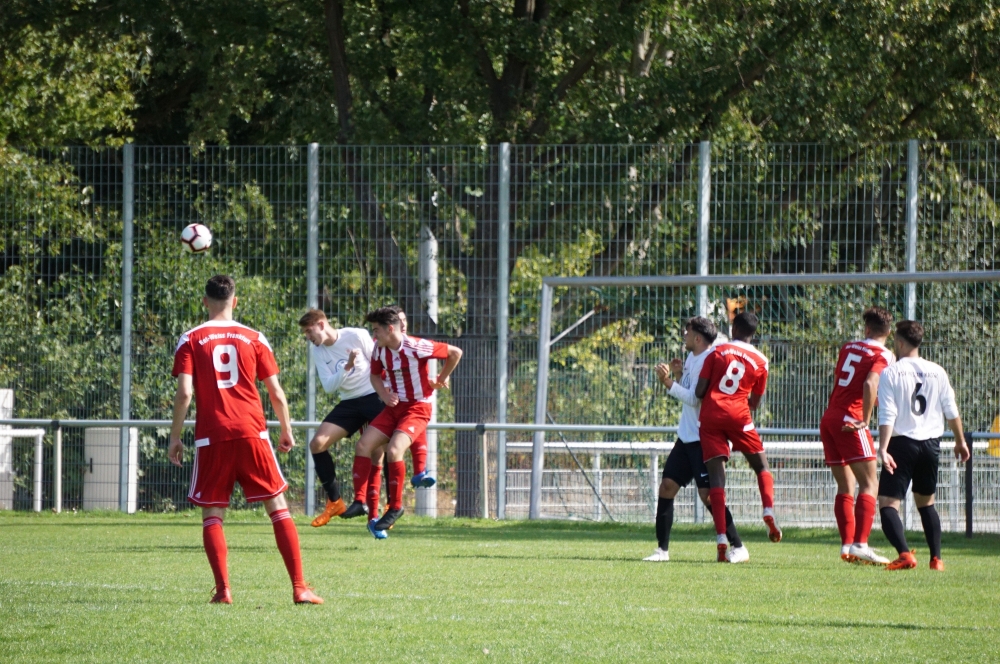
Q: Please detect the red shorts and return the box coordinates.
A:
[820,411,876,466]
[369,401,433,443]
[699,423,764,461]
[188,435,287,507]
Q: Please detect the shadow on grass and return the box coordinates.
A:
[720,615,994,632]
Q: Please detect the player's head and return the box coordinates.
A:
[894,320,923,355]
[203,275,236,313]
[385,304,407,334]
[298,308,330,346]
[683,316,717,350]
[730,311,758,342]
[862,306,893,339]
[366,306,403,347]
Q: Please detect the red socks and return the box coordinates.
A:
[834,493,855,546]
[757,470,775,509]
[352,456,372,503]
[202,516,229,590]
[388,460,406,510]
[411,442,427,475]
[854,493,876,545]
[708,488,728,536]
[366,465,383,519]
[270,509,304,588]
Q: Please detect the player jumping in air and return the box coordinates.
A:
[820,306,895,565]
[348,307,462,531]
[168,275,322,605]
[696,311,782,562]
[644,317,749,563]
[298,308,387,529]
[876,321,970,571]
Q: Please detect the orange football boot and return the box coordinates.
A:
[209,586,233,604]
[293,585,324,605]
[929,557,945,571]
[763,515,782,543]
[886,551,917,571]
[311,498,347,527]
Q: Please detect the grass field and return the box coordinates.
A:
[1,512,998,663]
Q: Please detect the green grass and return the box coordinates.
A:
[1,512,997,663]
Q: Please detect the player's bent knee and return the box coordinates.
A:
[263,493,288,515]
[913,492,935,508]
[660,478,681,499]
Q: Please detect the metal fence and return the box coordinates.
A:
[2,141,1000,528]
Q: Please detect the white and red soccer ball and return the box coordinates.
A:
[180,223,213,253]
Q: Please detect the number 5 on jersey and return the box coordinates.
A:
[213,344,240,388]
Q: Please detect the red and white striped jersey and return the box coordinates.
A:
[370,334,450,403]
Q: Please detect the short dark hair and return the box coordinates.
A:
[365,306,402,328]
[862,306,893,336]
[298,308,327,328]
[685,316,717,344]
[731,311,759,340]
[895,320,924,348]
[205,275,235,301]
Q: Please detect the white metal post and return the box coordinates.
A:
[119,143,134,513]
[496,142,511,520]
[305,143,319,516]
[417,225,439,516]
[54,426,62,513]
[529,283,554,519]
[593,453,602,521]
[649,453,659,519]
[480,427,489,519]
[697,141,711,316]
[33,432,43,512]
[906,139,918,320]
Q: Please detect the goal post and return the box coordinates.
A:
[530,270,1000,519]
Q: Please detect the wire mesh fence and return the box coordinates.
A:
[2,141,1000,531]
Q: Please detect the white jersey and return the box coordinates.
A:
[877,356,960,440]
[666,346,714,443]
[312,327,376,401]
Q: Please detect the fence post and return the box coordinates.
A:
[593,453,602,521]
[305,143,319,516]
[965,454,973,538]
[696,141,711,317]
[496,142,511,520]
[417,225,439,516]
[478,424,489,519]
[530,283,554,519]
[119,143,135,513]
[54,425,62,514]
[905,139,918,320]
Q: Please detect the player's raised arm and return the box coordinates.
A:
[168,373,194,467]
[262,374,295,453]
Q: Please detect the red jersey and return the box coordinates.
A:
[698,340,769,427]
[370,334,450,404]
[825,339,894,420]
[172,320,279,444]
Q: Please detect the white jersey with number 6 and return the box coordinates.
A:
[877,356,960,440]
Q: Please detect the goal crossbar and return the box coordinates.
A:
[530,270,1000,519]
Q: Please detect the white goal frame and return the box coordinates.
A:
[530,270,1000,519]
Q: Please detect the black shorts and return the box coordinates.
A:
[662,439,710,490]
[878,435,941,499]
[322,393,385,437]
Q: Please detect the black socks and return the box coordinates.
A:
[918,505,942,560]
[312,451,340,502]
[880,506,909,554]
[725,507,742,548]
[656,497,674,550]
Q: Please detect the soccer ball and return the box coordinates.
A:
[180,223,212,253]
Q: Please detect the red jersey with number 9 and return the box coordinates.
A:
[172,320,279,444]
[825,339,894,421]
[698,340,769,427]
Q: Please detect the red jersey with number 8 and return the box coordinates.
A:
[172,320,279,443]
[698,340,769,426]
[825,339,894,420]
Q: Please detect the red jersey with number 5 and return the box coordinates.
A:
[172,320,279,443]
[698,340,769,427]
[825,339,894,421]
